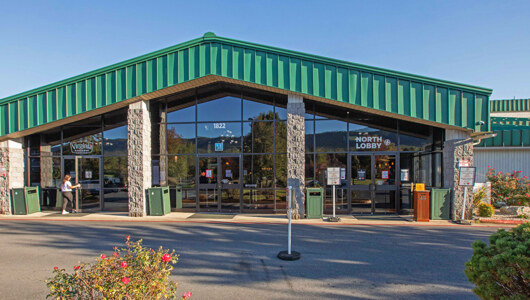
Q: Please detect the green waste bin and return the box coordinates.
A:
[175,186,182,209]
[148,187,171,216]
[11,187,41,215]
[24,187,41,214]
[11,188,26,215]
[306,187,323,219]
[430,189,451,220]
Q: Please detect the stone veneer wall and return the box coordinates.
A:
[127,101,152,217]
[443,130,474,221]
[287,94,305,219]
[40,143,54,188]
[0,140,25,215]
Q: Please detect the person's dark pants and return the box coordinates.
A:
[61,192,74,211]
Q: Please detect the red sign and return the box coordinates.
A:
[205,169,213,179]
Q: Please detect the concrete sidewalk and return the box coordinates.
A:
[0,210,518,227]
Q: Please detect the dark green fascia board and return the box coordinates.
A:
[0,33,492,105]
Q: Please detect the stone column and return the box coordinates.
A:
[0,139,25,215]
[287,94,305,219]
[443,129,473,221]
[127,100,152,217]
[159,106,168,186]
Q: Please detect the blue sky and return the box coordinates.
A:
[0,0,528,100]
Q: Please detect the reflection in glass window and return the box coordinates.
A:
[103,125,128,156]
[197,122,241,153]
[167,124,195,154]
[275,121,287,153]
[167,104,195,123]
[305,120,314,153]
[349,123,397,152]
[315,120,347,152]
[243,99,274,121]
[275,154,287,188]
[167,155,195,188]
[375,155,396,185]
[400,132,429,151]
[305,154,315,186]
[103,157,128,188]
[275,105,287,120]
[63,132,102,155]
[198,96,241,121]
[243,121,274,153]
[243,155,274,188]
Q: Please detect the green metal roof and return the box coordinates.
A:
[476,116,530,147]
[490,99,530,112]
[0,32,492,138]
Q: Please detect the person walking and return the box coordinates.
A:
[61,175,81,215]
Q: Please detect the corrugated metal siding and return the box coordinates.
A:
[474,148,530,182]
[490,99,530,112]
[0,34,492,138]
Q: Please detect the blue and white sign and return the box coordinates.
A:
[215,143,223,151]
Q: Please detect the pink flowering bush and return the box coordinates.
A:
[46,236,191,299]
[487,167,530,207]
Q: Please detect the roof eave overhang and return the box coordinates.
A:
[0,75,471,142]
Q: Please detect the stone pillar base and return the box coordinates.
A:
[287,94,305,219]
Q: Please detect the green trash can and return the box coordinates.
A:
[55,189,64,209]
[306,187,323,219]
[10,187,41,215]
[175,186,182,209]
[148,187,171,216]
[24,187,41,214]
[430,188,451,220]
[11,188,27,215]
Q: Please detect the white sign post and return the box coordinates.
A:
[277,186,300,261]
[458,167,476,224]
[327,167,341,222]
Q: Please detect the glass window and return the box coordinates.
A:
[305,154,315,186]
[103,157,128,189]
[315,120,347,152]
[399,132,429,151]
[243,121,274,153]
[197,122,241,153]
[198,96,241,121]
[275,154,287,188]
[275,105,287,120]
[167,104,195,123]
[349,123,398,152]
[243,155,274,188]
[167,155,196,188]
[305,120,314,153]
[103,125,127,156]
[29,157,40,186]
[62,131,102,156]
[167,124,195,154]
[243,189,274,211]
[375,155,396,185]
[243,99,274,121]
[275,121,287,153]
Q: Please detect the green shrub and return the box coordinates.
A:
[478,202,495,217]
[46,236,191,300]
[486,167,530,207]
[473,187,487,209]
[465,223,530,299]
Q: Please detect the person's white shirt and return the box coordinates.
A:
[61,181,73,192]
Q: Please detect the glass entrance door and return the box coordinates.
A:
[350,155,373,214]
[198,156,241,212]
[350,153,397,214]
[63,156,102,212]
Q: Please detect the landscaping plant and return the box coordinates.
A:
[465,223,530,299]
[473,186,487,209]
[46,236,191,300]
[478,202,495,217]
[486,167,530,207]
